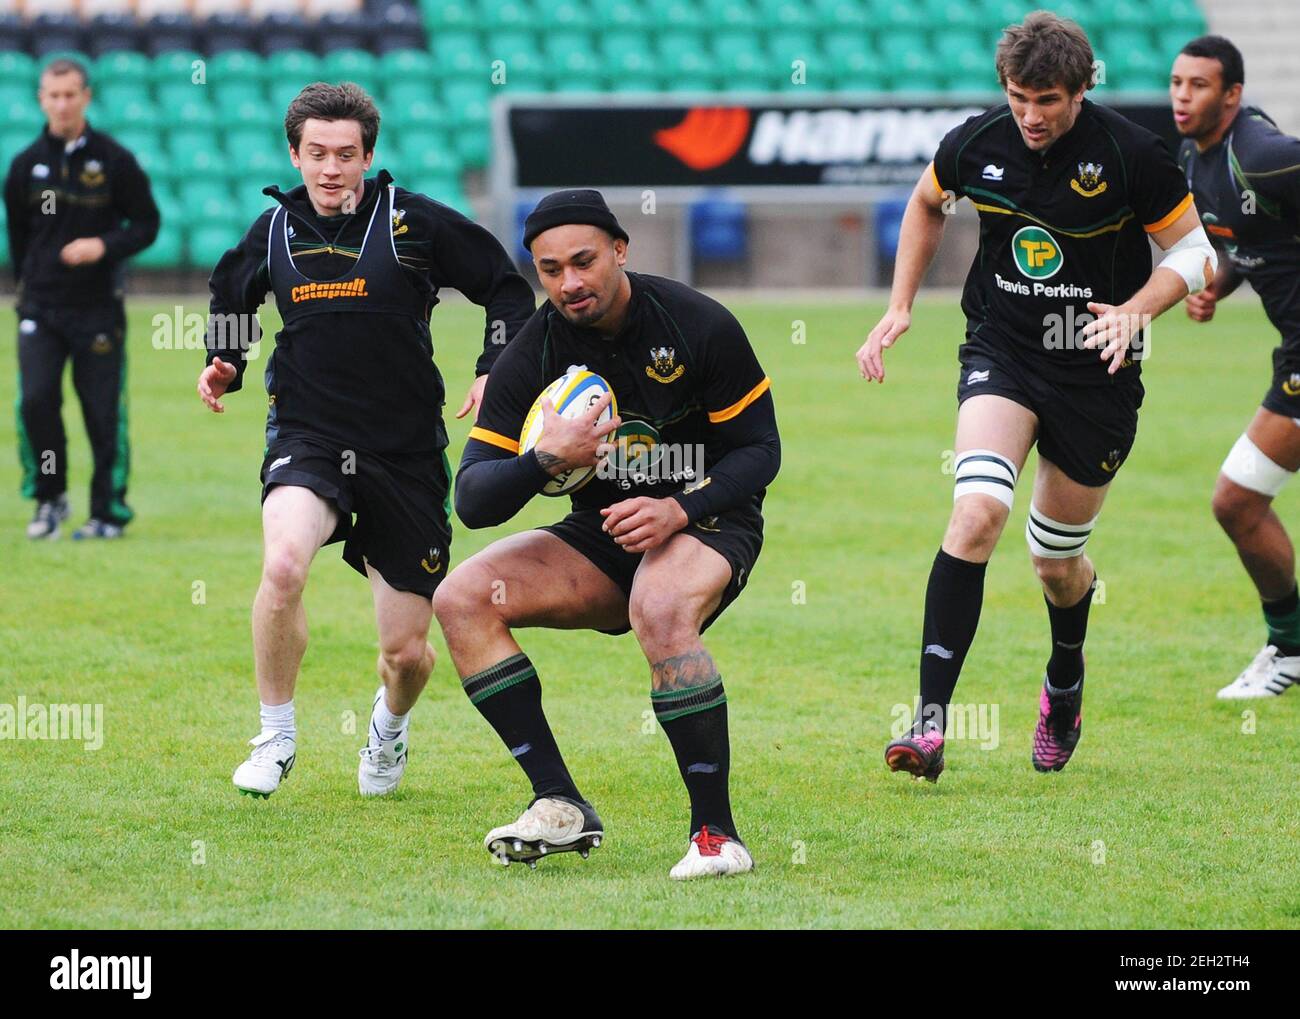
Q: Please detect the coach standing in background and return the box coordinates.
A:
[5,57,159,540]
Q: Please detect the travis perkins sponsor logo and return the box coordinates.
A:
[291,278,369,303]
[50,950,151,998]
[994,273,1094,299]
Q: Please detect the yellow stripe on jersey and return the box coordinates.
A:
[468,426,520,453]
[929,162,944,197]
[709,376,771,423]
[1145,192,1193,234]
[970,202,1135,238]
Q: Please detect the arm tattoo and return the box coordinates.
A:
[532,448,565,474]
[650,649,719,692]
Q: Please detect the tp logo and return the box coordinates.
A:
[1013,225,1063,279]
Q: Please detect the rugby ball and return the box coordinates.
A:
[519,367,618,496]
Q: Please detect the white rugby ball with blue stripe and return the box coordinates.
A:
[519,366,618,496]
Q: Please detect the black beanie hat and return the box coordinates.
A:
[522,188,629,250]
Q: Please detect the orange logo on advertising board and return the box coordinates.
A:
[654,107,751,171]
[291,278,369,303]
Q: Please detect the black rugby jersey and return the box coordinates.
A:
[932,98,1191,382]
[457,271,780,526]
[1179,107,1300,353]
[204,170,534,455]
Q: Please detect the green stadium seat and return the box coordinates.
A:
[1158,0,1206,32]
[187,223,244,269]
[881,32,937,90]
[264,50,323,86]
[608,75,660,94]
[398,134,460,173]
[453,126,491,170]
[588,0,647,31]
[545,47,606,90]
[705,0,760,31]
[322,48,380,87]
[812,0,869,31]
[713,31,775,89]
[657,33,716,88]
[0,83,33,111]
[379,48,437,87]
[756,0,817,31]
[234,181,276,225]
[921,0,984,32]
[1155,28,1190,69]
[658,0,705,31]
[1098,30,1164,91]
[421,0,476,31]
[490,34,548,93]
[0,51,36,87]
[877,0,929,32]
[150,51,204,90]
[212,82,266,114]
[133,226,183,269]
[545,0,590,30]
[1,130,33,162]
[430,33,487,82]
[478,0,538,31]
[206,50,266,85]
[411,175,468,212]
[269,79,310,111]
[441,82,491,130]
[105,98,160,132]
[179,182,242,225]
[3,97,42,132]
[94,51,150,88]
[386,82,447,129]
[157,82,211,111]
[130,145,177,187]
[601,32,656,80]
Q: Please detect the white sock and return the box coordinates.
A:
[372,691,409,744]
[260,699,296,740]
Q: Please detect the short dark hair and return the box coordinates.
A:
[1179,35,1245,90]
[284,81,380,153]
[41,57,89,89]
[996,10,1095,95]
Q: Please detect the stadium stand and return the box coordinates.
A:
[0,0,1211,272]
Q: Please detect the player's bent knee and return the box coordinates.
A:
[380,639,433,680]
[1031,553,1084,587]
[431,567,486,627]
[1220,433,1293,500]
[1026,503,1096,560]
[628,587,703,651]
[260,548,311,599]
[1212,477,1270,535]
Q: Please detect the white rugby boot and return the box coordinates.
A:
[669,826,754,880]
[358,687,409,796]
[1218,644,1300,699]
[484,795,604,869]
[232,730,296,798]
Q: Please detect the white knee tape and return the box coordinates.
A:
[1221,433,1293,497]
[953,448,1018,510]
[1026,504,1097,559]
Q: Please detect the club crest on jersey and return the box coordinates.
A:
[1100,448,1123,473]
[1012,225,1063,280]
[1283,374,1300,397]
[392,207,408,236]
[1071,162,1107,197]
[80,159,105,187]
[646,346,684,383]
[420,546,443,575]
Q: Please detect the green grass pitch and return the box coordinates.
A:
[1,293,1298,929]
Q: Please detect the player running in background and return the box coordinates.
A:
[1171,37,1300,698]
[196,83,533,798]
[432,189,779,878]
[857,13,1215,780]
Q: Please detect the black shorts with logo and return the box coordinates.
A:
[956,339,1144,487]
[1261,345,1300,419]
[539,501,764,636]
[260,434,453,598]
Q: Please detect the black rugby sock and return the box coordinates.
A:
[653,676,736,839]
[461,653,583,802]
[917,549,987,736]
[1045,574,1096,689]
